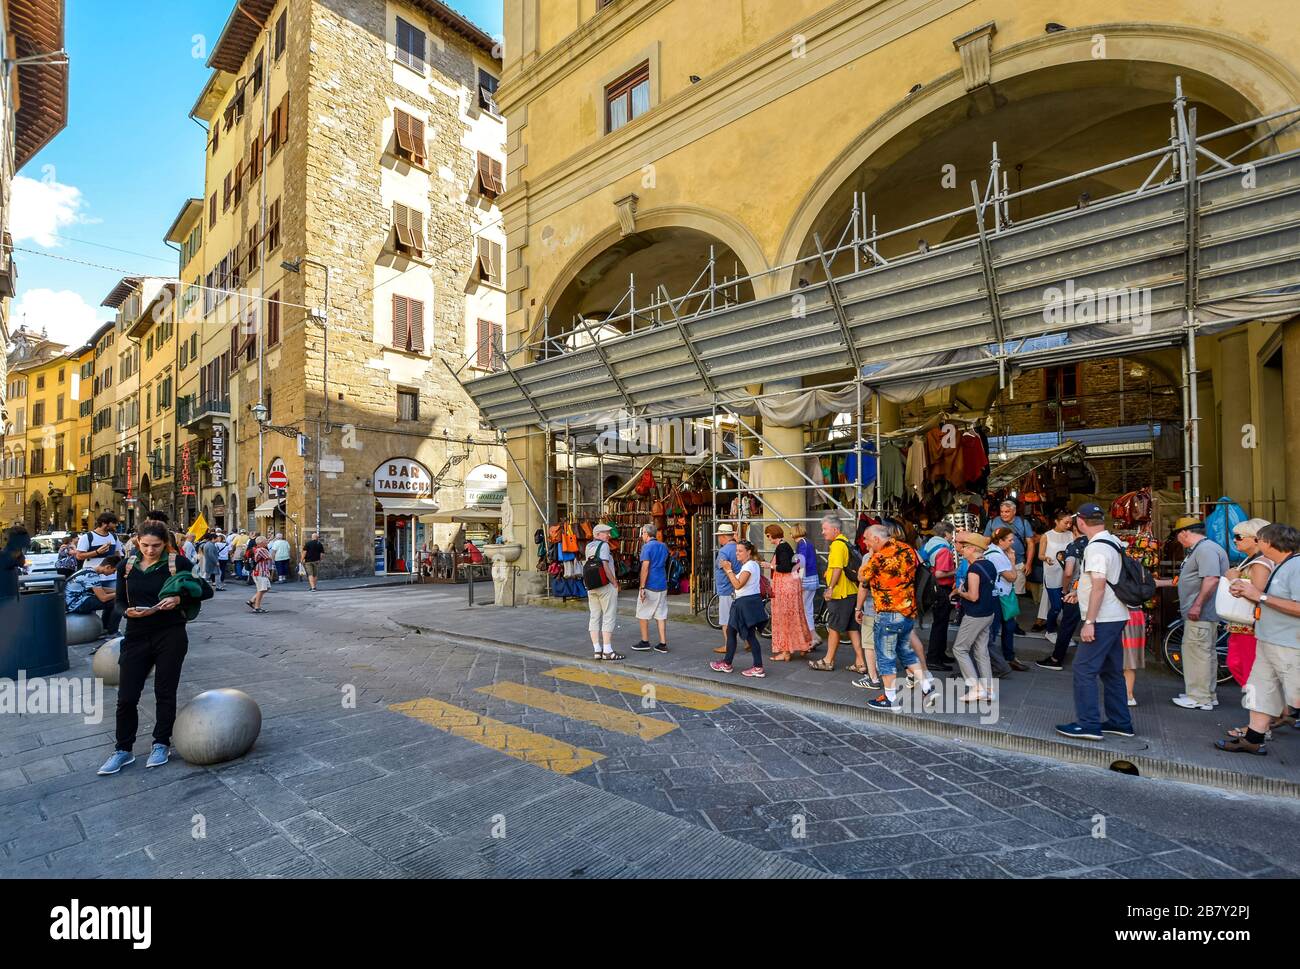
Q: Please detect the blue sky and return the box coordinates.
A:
[11,0,503,350]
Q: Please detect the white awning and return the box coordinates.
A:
[425,506,501,523]
[377,497,440,516]
[253,499,282,516]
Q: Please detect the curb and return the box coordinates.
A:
[393,620,1300,801]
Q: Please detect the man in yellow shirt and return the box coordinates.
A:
[809,514,870,675]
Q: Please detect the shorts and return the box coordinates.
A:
[1244,640,1300,717]
[254,575,271,593]
[304,562,319,578]
[826,597,860,634]
[717,593,733,628]
[636,588,668,621]
[587,584,619,633]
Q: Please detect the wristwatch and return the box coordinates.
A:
[1259,594,1270,606]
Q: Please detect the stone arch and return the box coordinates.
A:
[774,22,1300,287]
[532,204,772,349]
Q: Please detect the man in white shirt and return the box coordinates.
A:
[75,512,124,569]
[270,533,292,582]
[1056,503,1135,741]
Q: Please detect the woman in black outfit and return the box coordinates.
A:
[97,522,194,776]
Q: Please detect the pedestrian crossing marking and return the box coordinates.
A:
[541,666,732,712]
[388,697,604,775]
[476,682,678,742]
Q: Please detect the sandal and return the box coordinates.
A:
[603,652,626,662]
[1227,725,1272,740]
[771,654,792,662]
[808,658,835,672]
[846,664,868,675]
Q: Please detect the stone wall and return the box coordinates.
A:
[232,0,505,576]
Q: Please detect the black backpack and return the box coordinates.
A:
[582,541,611,590]
[914,548,938,613]
[831,536,863,577]
[1092,538,1157,608]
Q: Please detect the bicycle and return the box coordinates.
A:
[703,590,771,637]
[1162,618,1233,685]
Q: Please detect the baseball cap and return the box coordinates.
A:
[1074,502,1105,520]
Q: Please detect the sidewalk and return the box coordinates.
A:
[366,589,1300,796]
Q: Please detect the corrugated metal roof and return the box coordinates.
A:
[464,149,1300,432]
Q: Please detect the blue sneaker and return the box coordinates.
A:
[97,750,136,775]
[866,693,902,712]
[1101,722,1136,738]
[146,744,171,768]
[1055,723,1102,741]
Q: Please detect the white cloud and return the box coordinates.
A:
[10,173,93,247]
[9,289,113,349]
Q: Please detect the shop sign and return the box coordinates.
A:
[180,441,195,496]
[465,463,506,508]
[374,458,432,498]
[211,426,225,486]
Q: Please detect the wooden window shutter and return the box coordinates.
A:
[278,93,290,145]
[477,237,493,280]
[409,208,424,254]
[409,115,425,164]
[409,299,425,353]
[392,294,410,348]
[476,319,490,368]
[491,157,504,193]
[230,324,239,363]
[394,109,413,155]
[393,204,414,249]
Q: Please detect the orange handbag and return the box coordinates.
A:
[547,524,562,545]
[561,524,578,554]
[580,520,593,540]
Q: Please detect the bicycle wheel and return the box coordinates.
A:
[1164,620,1233,684]
[705,593,721,630]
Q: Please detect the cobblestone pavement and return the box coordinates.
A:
[3,583,1299,878]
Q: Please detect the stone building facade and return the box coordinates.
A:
[192,0,506,575]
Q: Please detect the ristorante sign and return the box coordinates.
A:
[373,458,432,498]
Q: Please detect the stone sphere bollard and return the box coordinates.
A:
[66,613,104,646]
[91,636,123,685]
[172,689,262,766]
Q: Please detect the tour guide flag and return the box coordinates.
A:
[187,512,209,538]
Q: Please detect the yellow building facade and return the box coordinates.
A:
[494,0,1300,539]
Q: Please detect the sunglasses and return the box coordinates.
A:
[1232,534,1249,542]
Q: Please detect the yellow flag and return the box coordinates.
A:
[188,512,209,538]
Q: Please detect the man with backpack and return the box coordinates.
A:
[921,522,956,672]
[1056,503,1137,741]
[808,514,872,677]
[1156,516,1230,711]
[583,523,624,661]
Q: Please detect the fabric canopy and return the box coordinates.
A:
[252,500,282,516]
[377,497,440,516]
[426,507,501,523]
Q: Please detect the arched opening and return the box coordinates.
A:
[538,213,766,353]
[788,59,1259,281]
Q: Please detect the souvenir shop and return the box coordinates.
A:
[542,456,712,602]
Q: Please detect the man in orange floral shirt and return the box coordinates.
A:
[854,523,936,711]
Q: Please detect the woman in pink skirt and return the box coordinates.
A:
[1224,519,1274,689]
[762,524,813,661]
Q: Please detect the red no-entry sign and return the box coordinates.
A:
[268,470,289,490]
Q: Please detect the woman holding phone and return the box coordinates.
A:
[97,522,195,776]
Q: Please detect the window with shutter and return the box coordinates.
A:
[392,294,410,349]
[476,238,503,286]
[274,11,287,60]
[233,159,244,205]
[247,226,260,272]
[393,109,425,166]
[210,192,218,228]
[478,69,500,114]
[267,292,280,347]
[476,153,504,197]
[395,17,426,73]
[409,299,425,353]
[267,198,282,251]
[476,319,502,369]
[223,172,233,211]
[392,204,424,258]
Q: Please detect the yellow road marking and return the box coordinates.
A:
[541,666,732,712]
[388,697,603,775]
[476,682,678,741]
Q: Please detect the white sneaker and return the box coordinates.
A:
[1127,697,1138,707]
[1171,695,1213,711]
[1044,631,1058,645]
[1174,693,1219,708]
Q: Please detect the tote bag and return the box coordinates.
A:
[1214,576,1257,627]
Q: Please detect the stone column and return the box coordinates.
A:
[506,426,547,597]
[1284,317,1300,522]
[755,380,807,550]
